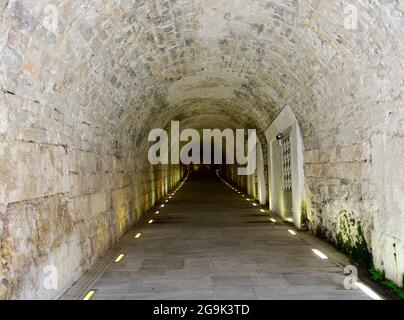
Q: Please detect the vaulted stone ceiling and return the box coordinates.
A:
[3,0,403,149]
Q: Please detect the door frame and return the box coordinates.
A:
[265,105,305,228]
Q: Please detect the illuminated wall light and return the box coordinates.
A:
[242,195,245,197]
[148,219,154,224]
[355,282,383,300]
[311,249,328,260]
[155,211,159,215]
[288,230,296,235]
[252,203,258,206]
[260,209,265,213]
[286,218,293,223]
[270,218,277,223]
[169,196,172,199]
[83,290,96,300]
[135,232,142,238]
[114,254,125,263]
[165,200,168,203]
[246,198,250,201]
[161,204,165,208]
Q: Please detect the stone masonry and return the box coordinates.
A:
[0,0,403,298]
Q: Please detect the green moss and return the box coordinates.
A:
[351,225,372,267]
[315,224,328,240]
[383,280,404,300]
[315,213,404,300]
[369,266,384,281]
[300,202,309,229]
[369,267,404,300]
[335,212,372,268]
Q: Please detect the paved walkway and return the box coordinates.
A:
[67,171,371,300]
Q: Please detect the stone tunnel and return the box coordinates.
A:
[0,0,403,300]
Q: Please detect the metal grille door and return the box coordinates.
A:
[281,135,292,192]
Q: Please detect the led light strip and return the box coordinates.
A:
[355,282,383,300]
[114,254,125,263]
[311,249,328,260]
[83,290,96,300]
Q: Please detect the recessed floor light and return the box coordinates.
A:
[286,218,293,223]
[270,218,277,223]
[83,290,96,300]
[148,219,154,224]
[288,230,296,235]
[114,254,125,263]
[260,209,265,213]
[312,249,328,259]
[355,282,383,300]
[135,232,142,238]
[161,204,165,208]
[252,203,257,206]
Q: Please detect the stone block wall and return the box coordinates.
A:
[0,91,183,299]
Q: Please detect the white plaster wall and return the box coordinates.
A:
[266,105,305,228]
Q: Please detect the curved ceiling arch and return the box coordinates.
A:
[2,1,403,153]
